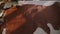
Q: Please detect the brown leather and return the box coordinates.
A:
[4,6,17,17]
[0,2,60,34]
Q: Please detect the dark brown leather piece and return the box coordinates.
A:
[0,2,60,34]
